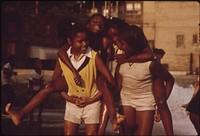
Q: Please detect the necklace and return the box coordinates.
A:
[129,63,134,66]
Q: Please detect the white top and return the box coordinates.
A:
[29,69,44,91]
[67,46,92,70]
[119,61,153,95]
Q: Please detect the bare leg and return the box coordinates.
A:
[64,120,79,135]
[96,75,125,133]
[136,110,155,135]
[5,76,67,126]
[97,103,110,135]
[189,112,200,134]
[118,106,136,135]
[85,124,99,135]
[153,79,174,135]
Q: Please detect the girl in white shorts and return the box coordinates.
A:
[114,25,174,135]
[58,23,118,135]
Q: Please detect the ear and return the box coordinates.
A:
[67,38,72,45]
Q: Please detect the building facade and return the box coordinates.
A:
[1,1,199,73]
[122,1,199,73]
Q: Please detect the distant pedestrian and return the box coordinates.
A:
[27,58,45,125]
[1,55,17,115]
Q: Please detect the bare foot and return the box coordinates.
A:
[111,113,125,131]
[5,103,21,126]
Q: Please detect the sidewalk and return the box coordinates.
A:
[1,108,118,135]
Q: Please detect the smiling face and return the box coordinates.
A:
[115,38,133,56]
[69,32,89,56]
[87,14,105,34]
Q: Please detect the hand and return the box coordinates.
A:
[111,113,125,131]
[69,95,79,104]
[115,54,128,64]
[75,97,90,108]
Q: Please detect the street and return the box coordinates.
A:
[1,75,198,135]
[1,108,118,135]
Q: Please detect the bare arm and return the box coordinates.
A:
[102,36,113,68]
[61,90,102,107]
[113,64,122,101]
[150,60,174,99]
[52,59,63,80]
[60,92,78,104]
[95,53,115,87]
[77,91,103,107]
[85,91,102,104]
[116,46,154,64]
[57,44,77,74]
[127,46,154,62]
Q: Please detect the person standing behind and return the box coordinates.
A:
[1,55,17,115]
[114,25,174,135]
[27,58,45,125]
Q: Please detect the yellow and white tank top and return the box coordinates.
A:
[58,48,98,98]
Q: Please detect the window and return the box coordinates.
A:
[134,3,141,15]
[126,3,133,11]
[176,35,184,47]
[126,2,142,15]
[193,34,197,44]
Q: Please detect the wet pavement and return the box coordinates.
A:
[1,108,118,136]
[2,75,198,135]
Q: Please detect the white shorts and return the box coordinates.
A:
[64,100,101,124]
[119,90,155,111]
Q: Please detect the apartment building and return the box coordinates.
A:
[123,1,199,73]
